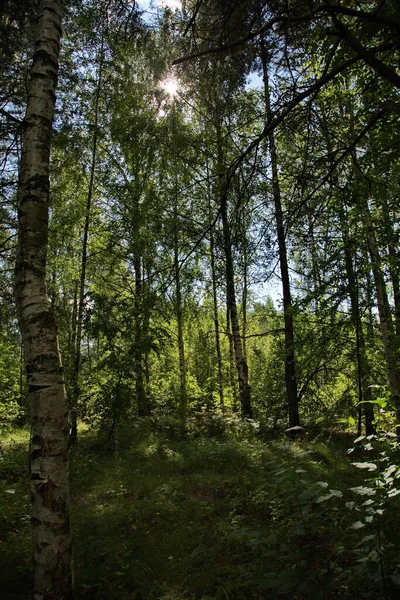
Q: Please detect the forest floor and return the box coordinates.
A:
[1,416,400,599]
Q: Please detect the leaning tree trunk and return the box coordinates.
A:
[14,1,74,598]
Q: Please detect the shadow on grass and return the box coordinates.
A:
[2,421,398,599]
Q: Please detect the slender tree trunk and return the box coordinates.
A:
[134,254,150,416]
[308,214,321,315]
[338,200,374,434]
[242,222,248,362]
[364,250,376,338]
[226,304,239,410]
[217,125,252,418]
[70,25,104,445]
[209,216,224,409]
[14,2,73,598]
[173,193,187,417]
[221,210,252,417]
[381,194,400,339]
[363,201,400,428]
[260,48,299,429]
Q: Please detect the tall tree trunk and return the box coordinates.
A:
[69,23,104,445]
[260,47,299,429]
[134,254,150,416]
[308,214,322,315]
[381,194,400,339]
[217,125,252,418]
[242,219,248,363]
[173,194,187,417]
[209,213,224,409]
[338,199,374,434]
[363,201,400,428]
[226,303,239,410]
[14,1,73,598]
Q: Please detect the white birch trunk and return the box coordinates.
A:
[14,1,74,598]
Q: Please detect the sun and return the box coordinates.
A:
[160,76,180,97]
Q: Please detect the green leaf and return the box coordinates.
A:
[359,535,376,544]
[349,486,376,496]
[349,521,365,530]
[361,499,374,506]
[316,494,333,503]
[345,501,355,510]
[352,462,377,471]
[384,465,397,479]
[328,489,343,498]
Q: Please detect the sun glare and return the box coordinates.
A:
[160,76,180,97]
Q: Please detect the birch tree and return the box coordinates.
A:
[14,1,73,598]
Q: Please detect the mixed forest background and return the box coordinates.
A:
[1,0,400,598]
[1,0,400,435]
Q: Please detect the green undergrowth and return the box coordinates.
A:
[1,417,400,599]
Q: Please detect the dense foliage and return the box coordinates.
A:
[1,0,400,597]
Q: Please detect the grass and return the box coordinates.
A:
[1,417,400,599]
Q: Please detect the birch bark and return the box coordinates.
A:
[14,1,74,598]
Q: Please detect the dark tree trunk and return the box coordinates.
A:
[173,194,187,417]
[215,119,252,418]
[363,201,400,430]
[260,44,299,429]
[338,199,375,434]
[70,24,104,445]
[134,254,150,416]
[209,213,224,409]
[227,304,239,411]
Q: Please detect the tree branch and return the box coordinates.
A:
[333,17,400,89]
[172,3,400,66]
[0,108,22,125]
